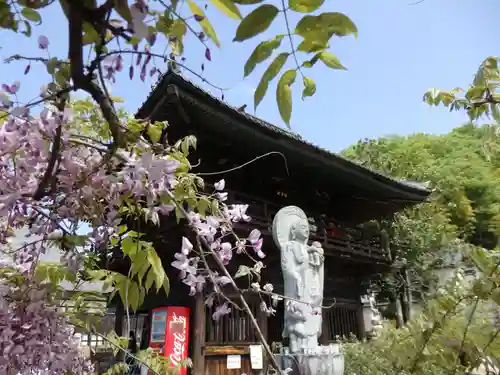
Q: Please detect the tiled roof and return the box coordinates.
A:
[136,70,431,199]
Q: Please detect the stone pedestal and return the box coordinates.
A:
[277,344,344,375]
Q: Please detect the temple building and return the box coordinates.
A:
[102,71,431,375]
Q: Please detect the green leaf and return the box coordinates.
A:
[295,12,357,39]
[297,36,328,53]
[254,52,289,110]
[171,19,187,38]
[470,248,493,274]
[21,7,41,23]
[318,51,346,70]
[156,14,173,35]
[244,35,284,77]
[234,4,279,42]
[210,199,219,215]
[233,0,263,3]
[46,57,58,75]
[127,280,140,311]
[145,268,156,291]
[114,0,132,23]
[135,255,151,285]
[147,248,165,290]
[234,265,251,278]
[112,96,124,103]
[302,76,316,99]
[121,236,137,257]
[163,277,170,295]
[197,196,211,218]
[82,23,101,45]
[492,289,500,306]
[147,123,163,143]
[276,69,296,127]
[170,20,187,55]
[187,1,220,47]
[465,86,486,101]
[209,0,242,20]
[21,20,32,36]
[302,54,320,68]
[491,103,500,123]
[289,0,325,13]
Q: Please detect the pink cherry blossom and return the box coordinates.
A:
[212,302,231,320]
[37,35,49,49]
[214,179,225,191]
[182,237,193,255]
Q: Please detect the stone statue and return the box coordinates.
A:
[368,292,383,336]
[272,206,325,354]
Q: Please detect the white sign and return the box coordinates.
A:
[249,345,263,369]
[226,354,241,369]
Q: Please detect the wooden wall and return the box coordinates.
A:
[195,294,361,375]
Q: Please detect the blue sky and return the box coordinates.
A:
[1,0,498,152]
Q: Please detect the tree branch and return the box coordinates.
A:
[67,0,124,151]
[33,106,64,200]
[165,189,283,374]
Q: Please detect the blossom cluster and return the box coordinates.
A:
[0,100,185,373]
[0,243,92,374]
[0,278,93,375]
[171,179,268,319]
[0,92,271,370]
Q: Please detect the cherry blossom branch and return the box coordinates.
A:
[196,151,289,176]
[33,122,62,200]
[79,328,162,375]
[246,288,337,310]
[67,1,124,151]
[157,0,210,50]
[4,54,52,64]
[164,189,283,374]
[68,138,109,154]
[0,86,74,122]
[101,50,229,92]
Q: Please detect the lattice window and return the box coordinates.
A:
[323,304,359,340]
[205,300,260,344]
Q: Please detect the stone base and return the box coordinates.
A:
[276,344,344,375]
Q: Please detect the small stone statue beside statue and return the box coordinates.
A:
[273,206,344,375]
[367,292,383,337]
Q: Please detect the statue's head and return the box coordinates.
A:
[290,219,309,241]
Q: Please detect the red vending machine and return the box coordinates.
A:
[148,306,190,375]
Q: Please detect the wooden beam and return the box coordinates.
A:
[204,345,252,355]
[192,292,205,375]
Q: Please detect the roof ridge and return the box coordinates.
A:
[136,70,431,196]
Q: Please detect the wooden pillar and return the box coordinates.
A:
[319,314,329,345]
[114,299,125,361]
[192,291,205,375]
[114,299,124,336]
[256,303,269,375]
[356,294,366,340]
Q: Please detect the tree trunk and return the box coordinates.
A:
[400,288,409,324]
[395,294,404,328]
[403,268,413,322]
[389,292,404,329]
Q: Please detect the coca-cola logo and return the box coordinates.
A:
[174,332,186,342]
[169,333,186,366]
